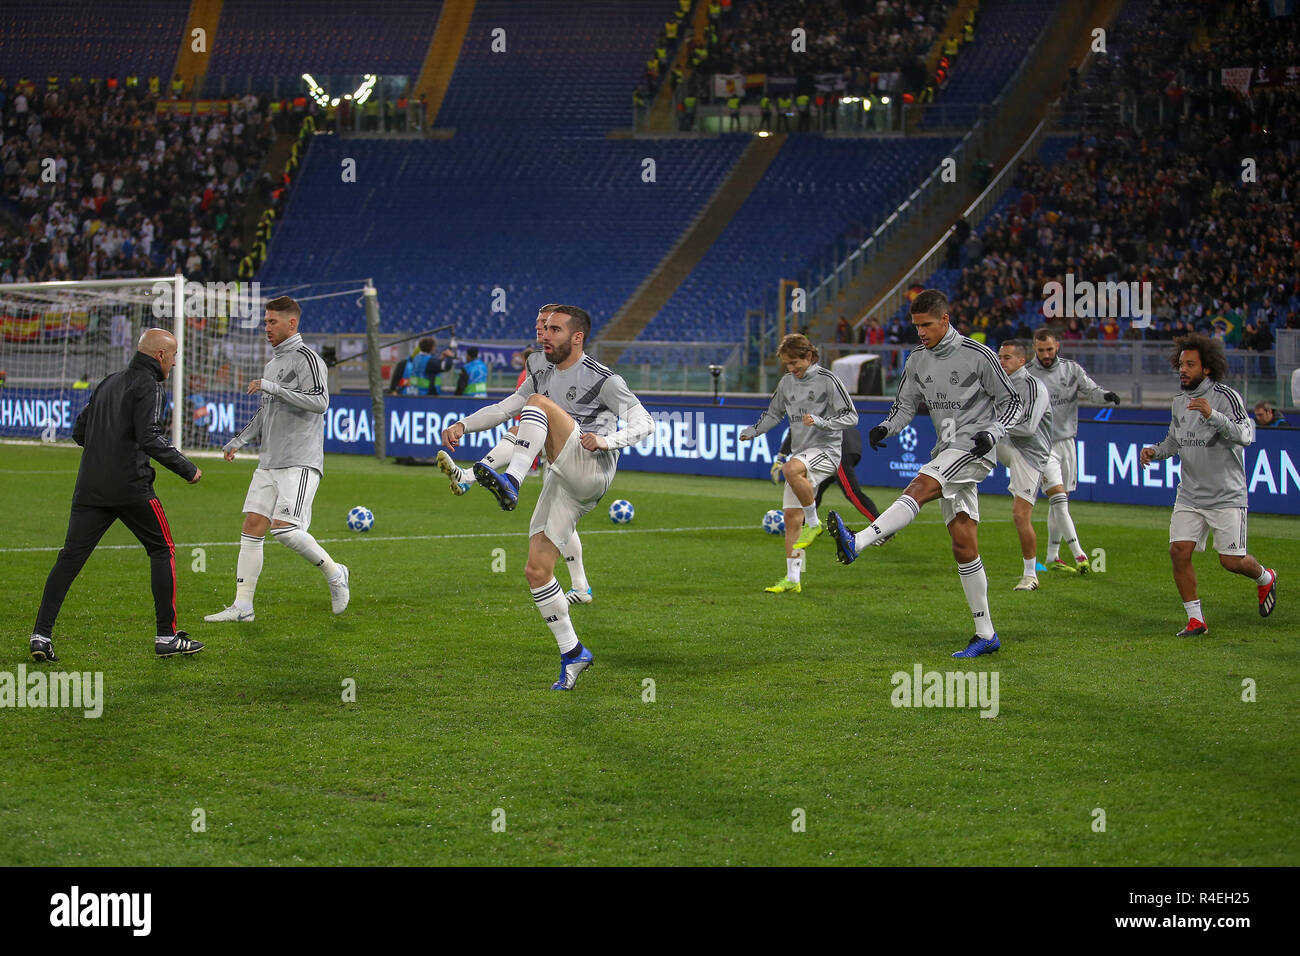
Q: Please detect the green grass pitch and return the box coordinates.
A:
[1,444,1296,866]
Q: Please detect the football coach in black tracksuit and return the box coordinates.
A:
[31,328,205,661]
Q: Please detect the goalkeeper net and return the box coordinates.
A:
[0,276,270,451]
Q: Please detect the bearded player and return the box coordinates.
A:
[439,305,653,690]
[436,304,593,604]
[1141,334,1277,636]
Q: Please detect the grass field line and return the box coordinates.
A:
[0,517,1027,553]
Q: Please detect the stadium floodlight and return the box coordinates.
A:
[352,75,378,105]
[304,73,379,108]
[881,96,891,105]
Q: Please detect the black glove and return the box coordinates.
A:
[1103,391,1120,405]
[868,425,888,450]
[971,430,995,457]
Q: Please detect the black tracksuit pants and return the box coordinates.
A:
[812,452,879,521]
[35,497,178,638]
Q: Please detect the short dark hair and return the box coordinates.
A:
[1000,338,1028,360]
[467,347,479,360]
[550,304,591,341]
[910,289,948,317]
[1254,400,1274,413]
[1172,333,1227,381]
[1033,327,1058,343]
[418,337,435,353]
[265,295,301,319]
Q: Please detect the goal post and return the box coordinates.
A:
[0,275,269,452]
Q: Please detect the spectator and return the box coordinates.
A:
[1253,401,1287,428]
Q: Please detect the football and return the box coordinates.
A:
[763,509,785,535]
[609,499,634,524]
[346,506,374,532]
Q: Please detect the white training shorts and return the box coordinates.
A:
[919,446,992,525]
[782,449,840,509]
[529,427,614,550]
[1169,504,1248,557]
[243,466,321,530]
[996,443,1045,504]
[1040,438,1075,493]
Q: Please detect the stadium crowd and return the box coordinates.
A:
[697,0,952,90]
[0,80,277,285]
[898,1,1300,354]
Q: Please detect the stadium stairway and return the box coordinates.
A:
[177,0,224,96]
[803,0,1122,343]
[598,133,786,354]
[414,0,476,129]
[645,0,711,133]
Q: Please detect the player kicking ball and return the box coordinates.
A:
[436,305,593,604]
[439,305,652,690]
[740,334,858,594]
[1141,333,1278,636]
[205,297,350,623]
[828,290,1021,658]
[994,339,1053,591]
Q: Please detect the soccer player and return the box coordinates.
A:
[436,304,593,604]
[1140,334,1277,636]
[827,290,1021,658]
[740,334,859,594]
[204,296,350,622]
[439,305,653,690]
[1027,328,1120,573]
[994,339,1053,591]
[31,328,204,661]
[775,424,881,522]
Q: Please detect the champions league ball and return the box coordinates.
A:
[609,499,634,524]
[763,509,785,535]
[347,506,374,532]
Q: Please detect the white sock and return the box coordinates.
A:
[507,407,548,485]
[1022,557,1037,576]
[853,494,920,550]
[1049,494,1080,560]
[958,557,995,638]
[272,526,340,580]
[786,554,802,583]
[563,532,588,592]
[531,577,578,654]
[483,432,517,471]
[1183,599,1203,622]
[802,503,819,527]
[1255,568,1272,586]
[795,548,805,573]
[234,533,263,608]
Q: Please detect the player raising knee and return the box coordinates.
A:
[775,421,881,522]
[436,304,593,604]
[995,339,1053,591]
[1141,333,1277,636]
[828,290,1021,658]
[439,305,652,690]
[741,334,858,594]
